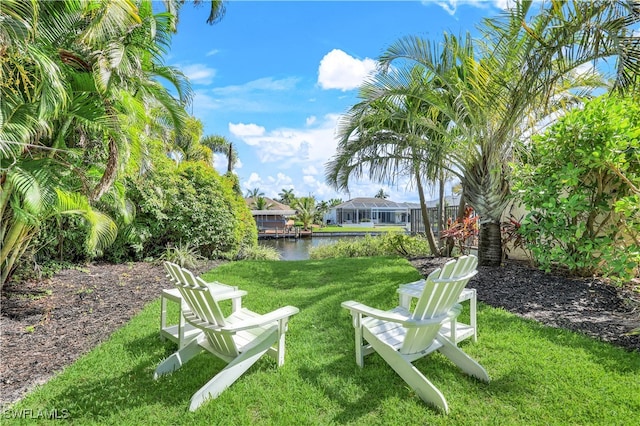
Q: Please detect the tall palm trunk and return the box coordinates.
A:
[463,154,510,266]
[414,164,439,255]
[438,170,445,247]
[226,142,234,173]
[478,221,502,266]
[91,136,118,202]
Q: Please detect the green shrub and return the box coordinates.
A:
[33,215,93,264]
[234,245,281,261]
[159,241,205,269]
[512,94,640,282]
[309,233,430,259]
[104,158,257,261]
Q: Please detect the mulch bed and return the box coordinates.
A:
[1,258,639,406]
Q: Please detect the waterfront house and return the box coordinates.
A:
[324,198,421,227]
[245,197,296,232]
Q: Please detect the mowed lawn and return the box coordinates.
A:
[7,257,640,425]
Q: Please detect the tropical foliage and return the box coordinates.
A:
[252,196,273,210]
[513,94,640,282]
[277,188,296,206]
[1,0,185,286]
[309,233,431,259]
[292,196,317,230]
[328,1,640,267]
[0,0,253,286]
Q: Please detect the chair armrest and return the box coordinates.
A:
[212,289,247,301]
[220,306,300,332]
[341,301,410,324]
[342,300,456,328]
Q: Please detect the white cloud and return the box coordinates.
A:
[432,0,457,15]
[303,165,318,175]
[241,172,296,200]
[213,77,300,96]
[212,155,242,174]
[192,90,221,111]
[317,49,377,91]
[192,77,302,115]
[229,123,266,137]
[181,63,217,85]
[231,115,341,166]
[245,172,263,189]
[574,62,597,77]
[231,114,426,202]
[206,49,220,57]
[491,0,516,10]
[428,0,514,15]
[306,116,317,126]
[266,173,294,189]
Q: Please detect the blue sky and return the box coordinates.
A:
[166,1,513,203]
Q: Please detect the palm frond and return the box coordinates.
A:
[54,188,117,253]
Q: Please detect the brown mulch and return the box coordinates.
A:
[1,258,639,406]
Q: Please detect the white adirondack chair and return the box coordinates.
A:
[164,262,245,312]
[154,264,300,411]
[160,262,248,348]
[341,255,489,413]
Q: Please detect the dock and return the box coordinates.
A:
[257,227,312,239]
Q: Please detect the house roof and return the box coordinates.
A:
[245,197,292,211]
[251,210,297,216]
[333,197,421,210]
[245,197,296,216]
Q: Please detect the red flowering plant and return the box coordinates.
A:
[440,206,479,255]
[500,213,532,261]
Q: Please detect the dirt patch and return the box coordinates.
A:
[1,258,639,406]
[411,257,640,351]
[0,260,222,406]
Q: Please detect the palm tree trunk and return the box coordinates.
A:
[478,221,502,266]
[415,167,440,256]
[1,220,33,288]
[227,142,233,173]
[438,172,445,247]
[91,136,118,201]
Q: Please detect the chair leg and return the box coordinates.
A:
[363,328,449,414]
[437,335,490,382]
[154,337,203,379]
[189,327,278,411]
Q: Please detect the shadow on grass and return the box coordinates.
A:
[42,333,279,419]
[297,351,494,423]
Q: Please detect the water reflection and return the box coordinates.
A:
[258,236,361,260]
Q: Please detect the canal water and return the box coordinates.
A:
[258,236,360,260]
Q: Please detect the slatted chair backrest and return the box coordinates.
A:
[400,255,478,355]
[163,262,240,358]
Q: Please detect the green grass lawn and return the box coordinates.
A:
[314,226,407,233]
[7,257,639,425]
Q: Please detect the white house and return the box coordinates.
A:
[324,198,421,227]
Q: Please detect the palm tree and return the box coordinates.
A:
[376,1,640,265]
[278,188,296,206]
[326,67,453,255]
[245,188,264,199]
[201,135,238,173]
[0,0,193,285]
[252,196,273,210]
[374,189,389,199]
[292,196,317,231]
